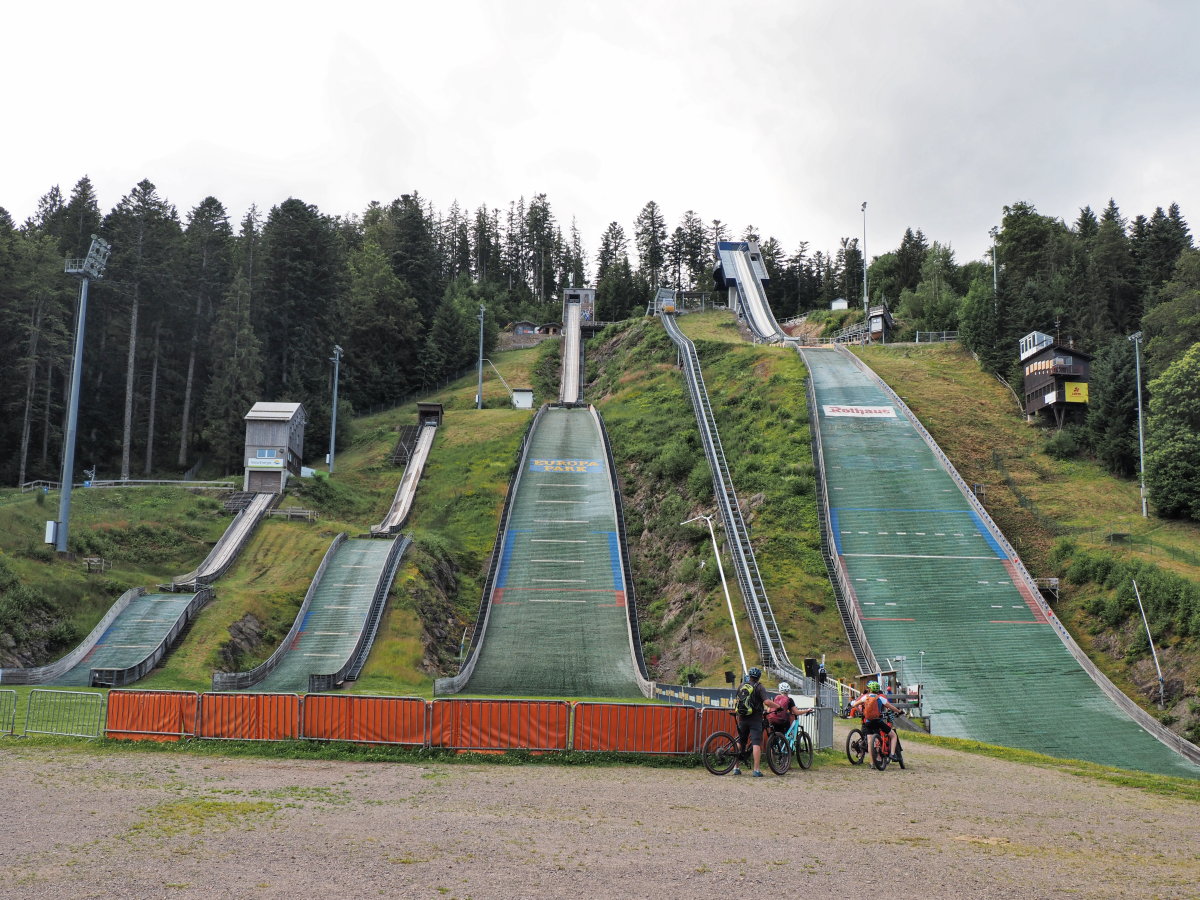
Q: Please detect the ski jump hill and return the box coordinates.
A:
[436,295,651,698]
[801,344,1199,776]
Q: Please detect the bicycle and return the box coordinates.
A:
[843,706,904,770]
[770,715,814,770]
[702,713,790,776]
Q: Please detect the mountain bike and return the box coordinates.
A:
[771,716,814,770]
[869,719,905,770]
[703,713,789,776]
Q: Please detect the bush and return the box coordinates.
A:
[1044,426,1083,460]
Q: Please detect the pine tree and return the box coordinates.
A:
[634,201,667,290]
[1084,336,1139,477]
[201,273,263,474]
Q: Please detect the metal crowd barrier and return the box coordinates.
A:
[0,689,16,735]
[25,689,106,738]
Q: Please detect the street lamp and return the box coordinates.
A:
[53,235,111,553]
[681,513,748,677]
[1129,331,1147,517]
[328,345,343,474]
[861,201,869,343]
[476,305,485,410]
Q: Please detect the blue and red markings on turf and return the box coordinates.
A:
[829,508,1007,559]
[490,530,625,607]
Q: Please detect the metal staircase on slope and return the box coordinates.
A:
[660,306,807,689]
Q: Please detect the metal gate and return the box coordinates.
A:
[0,689,16,736]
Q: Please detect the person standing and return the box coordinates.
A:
[734,667,776,777]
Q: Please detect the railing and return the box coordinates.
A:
[591,405,654,698]
[661,311,821,697]
[25,689,106,738]
[211,534,348,691]
[914,331,959,343]
[434,406,545,694]
[839,345,1200,767]
[90,588,215,687]
[311,534,413,690]
[22,479,236,492]
[0,689,15,735]
[0,587,145,685]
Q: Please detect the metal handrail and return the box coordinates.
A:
[840,345,1200,766]
[211,533,348,691]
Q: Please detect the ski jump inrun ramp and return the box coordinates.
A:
[802,345,1198,777]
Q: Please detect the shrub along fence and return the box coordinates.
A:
[86,690,823,756]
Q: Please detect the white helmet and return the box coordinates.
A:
[778,682,791,693]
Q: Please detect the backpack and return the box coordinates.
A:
[735,682,761,717]
[859,693,884,721]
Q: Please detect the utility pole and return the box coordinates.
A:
[861,202,869,344]
[53,235,111,554]
[328,344,343,474]
[1132,580,1165,707]
[1129,331,1147,517]
[990,226,999,311]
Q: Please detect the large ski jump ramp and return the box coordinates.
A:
[802,346,1198,777]
[447,405,647,697]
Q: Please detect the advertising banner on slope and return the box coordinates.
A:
[822,405,896,418]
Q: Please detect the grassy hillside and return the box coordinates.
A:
[855,342,1200,742]
[591,311,853,686]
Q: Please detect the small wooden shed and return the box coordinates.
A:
[243,402,307,493]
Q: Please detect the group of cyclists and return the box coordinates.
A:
[729,666,905,776]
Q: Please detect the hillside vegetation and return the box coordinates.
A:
[857,342,1200,743]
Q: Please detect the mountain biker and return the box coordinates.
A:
[734,667,777,777]
[849,680,906,760]
[766,681,815,745]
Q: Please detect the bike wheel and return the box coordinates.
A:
[846,728,865,765]
[871,734,890,771]
[795,730,813,770]
[895,741,905,770]
[702,731,739,776]
[767,733,791,775]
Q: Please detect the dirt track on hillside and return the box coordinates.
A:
[3,730,1198,900]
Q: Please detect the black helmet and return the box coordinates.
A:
[748,667,762,680]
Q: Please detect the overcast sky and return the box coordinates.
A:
[6,1,1198,270]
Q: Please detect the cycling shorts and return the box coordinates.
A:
[862,718,893,736]
[737,716,764,747]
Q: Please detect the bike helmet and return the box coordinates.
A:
[867,680,881,692]
[748,666,762,679]
[778,682,791,694]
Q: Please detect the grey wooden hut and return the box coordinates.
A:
[243,402,307,493]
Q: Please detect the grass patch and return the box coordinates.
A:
[897,726,1200,801]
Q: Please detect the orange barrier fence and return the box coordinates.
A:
[430,699,570,751]
[301,694,426,746]
[101,694,742,756]
[198,692,300,741]
[105,690,199,742]
[573,702,699,754]
[700,707,738,744]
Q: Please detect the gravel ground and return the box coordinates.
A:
[2,730,1198,900]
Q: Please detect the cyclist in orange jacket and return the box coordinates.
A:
[849,680,906,760]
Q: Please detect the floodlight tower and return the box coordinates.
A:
[54,235,111,553]
[1129,331,1147,517]
[328,344,343,474]
[861,202,869,344]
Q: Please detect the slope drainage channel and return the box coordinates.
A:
[802,346,1198,777]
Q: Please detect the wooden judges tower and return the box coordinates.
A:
[1020,331,1093,427]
